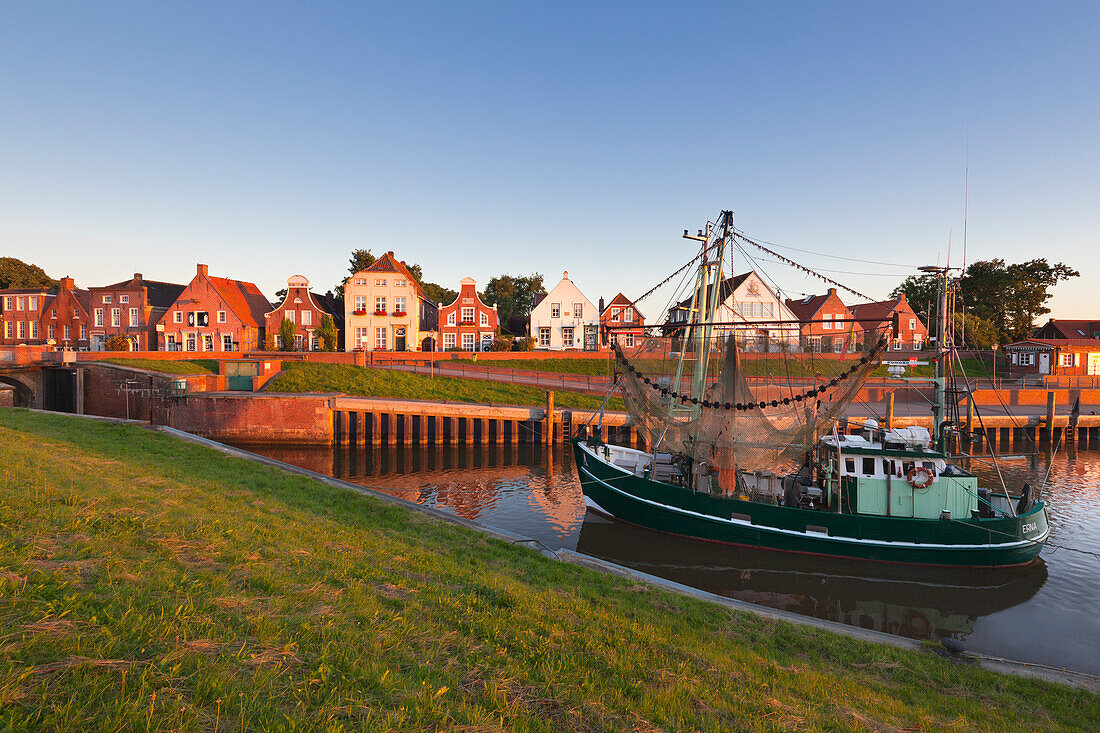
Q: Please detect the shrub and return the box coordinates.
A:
[490,336,513,352]
[104,334,131,351]
[279,318,296,352]
[512,337,536,352]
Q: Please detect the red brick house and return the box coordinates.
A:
[40,277,92,349]
[847,294,927,351]
[600,293,645,349]
[88,273,187,351]
[439,277,498,351]
[1003,339,1100,376]
[265,275,344,351]
[1032,319,1100,341]
[1,288,53,346]
[784,287,858,353]
[159,264,272,352]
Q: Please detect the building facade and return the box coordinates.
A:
[40,277,92,350]
[0,288,52,346]
[847,294,927,351]
[666,271,799,351]
[784,287,858,353]
[1003,339,1100,376]
[88,273,186,351]
[264,275,343,351]
[439,277,498,351]
[159,264,272,352]
[600,293,645,349]
[529,271,599,351]
[344,251,438,351]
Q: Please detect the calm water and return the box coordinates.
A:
[239,441,1100,676]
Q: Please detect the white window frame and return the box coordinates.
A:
[550,303,560,318]
[174,311,183,324]
[222,334,233,351]
[28,296,37,310]
[102,295,112,304]
[353,295,367,312]
[444,333,456,349]
[3,322,11,339]
[394,278,406,287]
[623,307,633,322]
[29,321,37,339]
[394,297,406,314]
[561,326,574,347]
[111,308,121,327]
[610,307,620,322]
[462,333,475,351]
[822,314,832,330]
[375,296,386,313]
[355,327,369,349]
[625,333,635,347]
[217,311,227,324]
[286,310,295,324]
[375,278,387,287]
[94,308,104,327]
[480,312,489,327]
[129,307,139,326]
[375,326,388,350]
[17,321,25,339]
[573,303,583,318]
[446,311,456,326]
[538,326,551,347]
[300,310,311,326]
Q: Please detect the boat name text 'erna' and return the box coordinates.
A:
[1022,523,1038,534]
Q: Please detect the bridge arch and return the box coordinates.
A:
[0,373,37,407]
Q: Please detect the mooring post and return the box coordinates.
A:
[545,391,555,445]
[965,393,974,453]
[885,392,894,430]
[1046,391,1056,447]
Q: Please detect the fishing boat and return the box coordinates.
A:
[573,210,1049,567]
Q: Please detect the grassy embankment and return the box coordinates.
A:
[0,410,1097,731]
[101,358,220,375]
[267,361,623,411]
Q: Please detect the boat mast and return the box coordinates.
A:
[694,211,731,400]
[919,264,956,452]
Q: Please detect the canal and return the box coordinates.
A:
[238,441,1100,677]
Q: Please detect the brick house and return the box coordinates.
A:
[40,277,92,349]
[88,273,187,351]
[600,293,645,349]
[344,252,438,352]
[847,294,927,351]
[159,264,272,352]
[0,288,53,346]
[439,277,498,351]
[784,287,858,353]
[1003,339,1100,376]
[265,275,344,351]
[1032,319,1100,341]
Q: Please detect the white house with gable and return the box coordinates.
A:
[529,271,600,350]
[667,270,800,351]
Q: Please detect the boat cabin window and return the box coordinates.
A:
[921,461,936,475]
[844,458,855,474]
[882,459,896,475]
[862,457,875,475]
[902,461,914,475]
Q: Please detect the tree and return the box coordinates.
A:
[952,313,998,349]
[273,288,287,303]
[263,331,276,351]
[279,318,296,351]
[961,258,1079,343]
[105,334,131,351]
[318,313,338,352]
[403,261,457,305]
[0,257,58,291]
[482,274,546,335]
[890,273,938,322]
[335,249,377,300]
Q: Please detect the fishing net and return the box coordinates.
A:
[614,325,889,482]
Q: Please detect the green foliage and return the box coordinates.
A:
[511,336,536,352]
[104,334,131,351]
[961,259,1079,343]
[0,256,58,291]
[953,312,999,349]
[890,273,938,319]
[482,274,546,335]
[318,313,338,352]
[262,331,276,351]
[102,358,219,374]
[0,410,1096,731]
[348,248,376,275]
[278,317,296,351]
[489,336,513,352]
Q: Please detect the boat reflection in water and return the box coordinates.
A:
[576,512,1048,642]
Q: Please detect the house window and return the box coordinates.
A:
[2,297,11,310]
[354,278,366,286]
[353,296,367,312]
[111,308,121,327]
[394,279,406,287]
[63,325,71,340]
[375,279,386,286]
[286,311,295,324]
[539,327,551,347]
[833,338,844,353]
[129,308,139,326]
[822,315,832,330]
[94,309,104,326]
[375,296,386,313]
[375,327,388,350]
[444,333,456,349]
[3,322,11,338]
[562,326,574,347]
[446,312,456,326]
[28,321,37,339]
[217,311,226,323]
[394,297,406,314]
[355,327,369,349]
[15,297,24,310]
[17,321,25,339]
[573,303,583,318]
[1060,353,1075,367]
[300,311,311,326]
[480,312,489,327]
[186,334,196,351]
[28,296,36,310]
[1011,352,1018,364]
[294,334,304,350]
[625,333,635,347]
[47,324,54,340]
[550,303,560,318]
[462,333,475,350]
[462,307,474,322]
[610,307,620,322]
[102,295,112,304]
[623,307,633,322]
[174,311,183,324]
[222,334,233,351]
[80,325,86,339]
[203,334,213,351]
[120,295,129,303]
[909,318,916,330]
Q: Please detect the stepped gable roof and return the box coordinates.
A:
[673,272,751,311]
[362,251,427,299]
[207,276,272,328]
[1035,319,1100,339]
[1004,338,1100,350]
[99,274,187,308]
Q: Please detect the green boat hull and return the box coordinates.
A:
[573,439,1048,567]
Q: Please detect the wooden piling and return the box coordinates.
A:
[885,392,894,430]
[545,391,555,445]
[1046,391,1056,447]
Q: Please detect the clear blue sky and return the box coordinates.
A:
[2,2,1097,319]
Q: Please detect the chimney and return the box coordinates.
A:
[60,276,75,290]
[133,273,143,282]
[827,287,837,297]
[197,263,208,277]
[599,297,605,314]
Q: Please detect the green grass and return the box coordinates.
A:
[101,358,220,375]
[453,357,617,377]
[0,410,1095,731]
[267,361,623,411]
